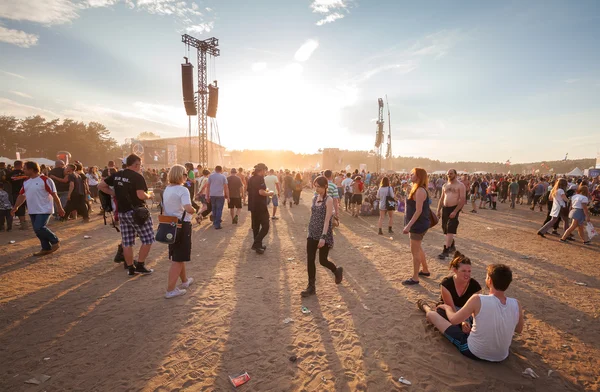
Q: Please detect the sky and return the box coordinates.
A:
[1,0,599,163]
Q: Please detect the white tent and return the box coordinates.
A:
[473,171,488,175]
[0,157,55,166]
[566,167,584,177]
[432,170,446,175]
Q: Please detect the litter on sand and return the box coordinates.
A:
[9,240,16,244]
[486,227,493,230]
[287,257,295,261]
[283,318,294,324]
[547,370,554,377]
[574,282,588,286]
[522,368,539,379]
[229,372,250,387]
[363,305,370,310]
[83,235,91,239]
[301,306,311,314]
[398,377,411,385]
[255,276,263,279]
[24,375,51,385]
[289,355,297,362]
[362,245,372,249]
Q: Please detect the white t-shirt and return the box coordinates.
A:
[162,185,192,222]
[86,173,99,186]
[549,188,566,217]
[264,175,279,193]
[341,178,353,193]
[20,175,57,215]
[571,194,589,209]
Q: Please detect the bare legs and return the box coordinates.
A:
[561,221,587,241]
[445,233,454,249]
[167,261,188,291]
[123,243,152,266]
[410,238,429,281]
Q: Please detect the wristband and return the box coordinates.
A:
[320,234,327,240]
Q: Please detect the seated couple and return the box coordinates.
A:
[419,252,524,362]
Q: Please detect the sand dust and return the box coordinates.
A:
[1,194,599,391]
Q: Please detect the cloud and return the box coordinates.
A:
[311,0,346,13]
[408,29,463,60]
[186,21,214,34]
[358,62,417,82]
[564,78,579,84]
[10,91,33,99]
[87,0,119,7]
[310,0,349,25]
[251,62,267,72]
[0,69,26,79]
[0,0,80,25]
[316,12,344,26]
[294,39,319,62]
[0,97,61,119]
[0,25,39,48]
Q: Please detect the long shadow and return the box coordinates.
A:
[331,227,583,391]
[212,226,296,390]
[0,223,234,391]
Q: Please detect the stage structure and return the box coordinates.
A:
[181,34,220,167]
[374,98,384,173]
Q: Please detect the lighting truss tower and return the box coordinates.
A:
[181,34,220,167]
[385,95,392,169]
[375,98,384,173]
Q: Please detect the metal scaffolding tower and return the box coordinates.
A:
[181,34,220,167]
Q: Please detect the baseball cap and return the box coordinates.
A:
[254,163,267,171]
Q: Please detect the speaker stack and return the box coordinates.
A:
[207,83,219,118]
[181,63,197,116]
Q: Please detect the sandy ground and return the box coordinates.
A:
[1,191,599,392]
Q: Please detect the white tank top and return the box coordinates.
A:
[467,295,519,362]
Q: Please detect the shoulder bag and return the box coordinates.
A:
[156,210,186,244]
[385,186,397,211]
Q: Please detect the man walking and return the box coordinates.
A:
[264,169,280,220]
[227,168,243,224]
[248,163,274,254]
[62,163,90,222]
[11,161,65,256]
[437,169,466,259]
[207,165,229,230]
[342,172,353,211]
[99,154,154,276]
[509,178,519,209]
[324,170,340,218]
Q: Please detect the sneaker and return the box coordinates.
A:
[127,265,137,276]
[438,246,449,259]
[271,216,279,220]
[178,277,194,289]
[537,231,546,238]
[165,287,187,299]
[334,267,344,284]
[232,215,238,224]
[388,227,394,234]
[49,242,60,253]
[251,246,265,254]
[33,249,52,257]
[124,260,139,270]
[135,263,154,274]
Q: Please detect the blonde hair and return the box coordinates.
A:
[409,168,428,200]
[168,164,187,185]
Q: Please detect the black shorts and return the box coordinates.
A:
[168,222,192,262]
[15,201,26,217]
[443,325,481,360]
[351,194,363,205]
[442,206,460,234]
[228,197,242,209]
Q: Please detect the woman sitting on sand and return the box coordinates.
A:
[437,251,482,333]
[163,164,197,299]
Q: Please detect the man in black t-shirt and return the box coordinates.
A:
[49,160,70,218]
[99,154,154,276]
[62,163,89,222]
[247,163,273,254]
[9,160,29,229]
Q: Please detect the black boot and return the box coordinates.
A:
[378,228,383,235]
[438,245,449,259]
[301,281,316,297]
[114,244,125,263]
[388,226,394,234]
[448,240,456,253]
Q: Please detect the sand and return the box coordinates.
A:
[1,193,599,391]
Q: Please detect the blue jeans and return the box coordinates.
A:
[30,214,59,250]
[210,196,225,228]
[54,192,68,218]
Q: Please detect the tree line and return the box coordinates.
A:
[0,115,122,166]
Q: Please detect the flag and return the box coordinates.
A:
[563,153,568,161]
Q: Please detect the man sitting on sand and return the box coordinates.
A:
[418,264,524,362]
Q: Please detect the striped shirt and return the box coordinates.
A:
[327,181,339,199]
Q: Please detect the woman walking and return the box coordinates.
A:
[560,185,591,244]
[377,176,395,235]
[301,176,343,297]
[537,179,569,237]
[402,168,431,285]
[293,172,303,205]
[163,164,197,298]
[86,166,100,203]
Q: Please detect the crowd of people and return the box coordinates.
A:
[1,155,598,364]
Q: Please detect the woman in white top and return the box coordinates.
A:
[537,178,569,237]
[560,185,591,244]
[86,167,100,202]
[163,164,197,299]
[377,176,395,235]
